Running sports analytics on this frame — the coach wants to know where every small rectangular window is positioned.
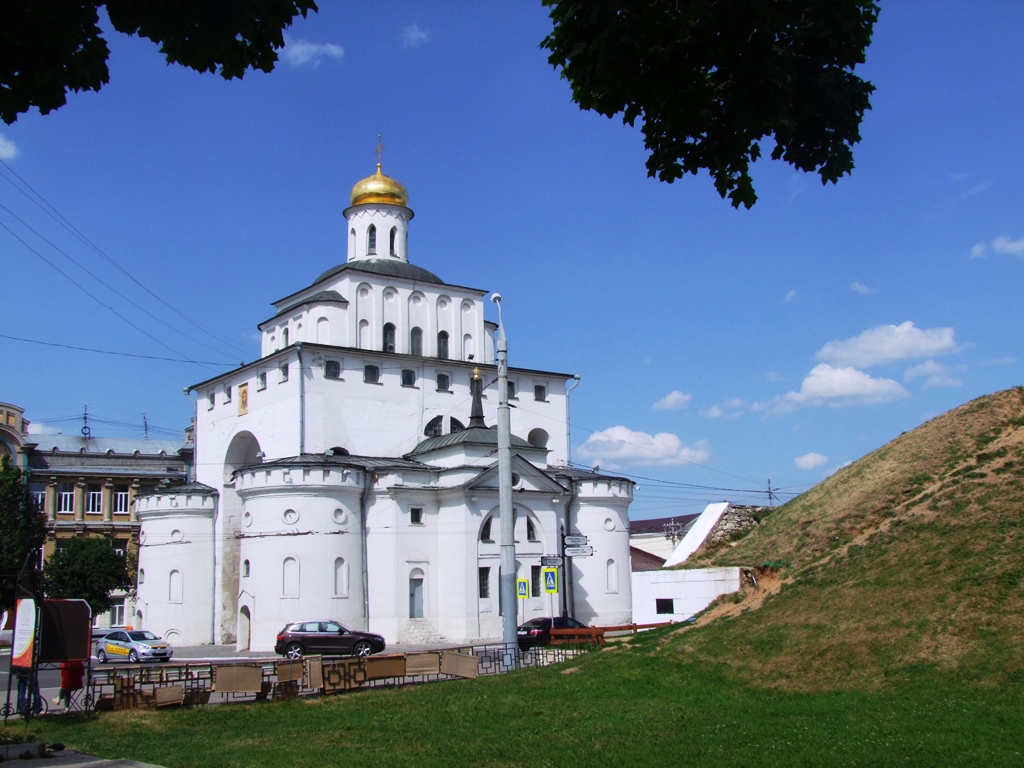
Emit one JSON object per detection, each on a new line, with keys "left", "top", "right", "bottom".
{"left": 325, "top": 360, "right": 341, "bottom": 379}
{"left": 507, "top": 381, "right": 517, "bottom": 400}
{"left": 478, "top": 567, "right": 490, "bottom": 599}
{"left": 656, "top": 598, "right": 675, "bottom": 615}
{"left": 208, "top": 392, "right": 215, "bottom": 409}
{"left": 436, "top": 373, "right": 450, "bottom": 392}
{"left": 364, "top": 365, "right": 380, "bottom": 384}
{"left": 401, "top": 369, "right": 416, "bottom": 387}
{"left": 280, "top": 363, "right": 289, "bottom": 383}
{"left": 534, "top": 385, "right": 547, "bottom": 402}
{"left": 257, "top": 372, "right": 267, "bottom": 391}
{"left": 410, "top": 507, "right": 423, "bottom": 525}
{"left": 224, "top": 385, "right": 232, "bottom": 403}
{"left": 531, "top": 565, "right": 541, "bottom": 597}
{"left": 109, "top": 599, "right": 125, "bottom": 627}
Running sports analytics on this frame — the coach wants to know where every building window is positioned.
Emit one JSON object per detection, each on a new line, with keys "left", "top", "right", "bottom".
{"left": 389, "top": 226, "right": 397, "bottom": 256}
{"left": 282, "top": 327, "right": 289, "bottom": 346}
{"left": 224, "top": 385, "right": 232, "bottom": 403}
{"left": 656, "top": 598, "right": 674, "bottom": 615}
{"left": 241, "top": 559, "right": 250, "bottom": 578}
{"left": 114, "top": 485, "right": 130, "bottom": 514}
{"left": 410, "top": 327, "right": 423, "bottom": 356}
{"left": 531, "top": 565, "right": 541, "bottom": 597}
{"left": 169, "top": 570, "right": 183, "bottom": 603}
{"left": 280, "top": 363, "right": 289, "bottom": 383}
{"left": 283, "top": 557, "right": 299, "bottom": 597}
{"left": 109, "top": 599, "right": 125, "bottom": 627}
{"left": 29, "top": 483, "right": 45, "bottom": 511}
{"left": 478, "top": 567, "right": 490, "bottom": 599}
{"left": 257, "top": 372, "right": 267, "bottom": 390}
{"left": 534, "top": 384, "right": 547, "bottom": 402}
{"left": 436, "top": 373, "right": 450, "bottom": 392}
{"left": 409, "top": 570, "right": 424, "bottom": 618}
{"left": 383, "top": 323, "right": 396, "bottom": 353}
{"left": 527, "top": 517, "right": 538, "bottom": 542}
{"left": 208, "top": 392, "right": 215, "bottom": 409}
{"left": 57, "top": 483, "right": 74, "bottom": 514}
{"left": 113, "top": 539, "right": 127, "bottom": 558}
{"left": 325, "top": 360, "right": 341, "bottom": 379}
{"left": 450, "top": 417, "right": 464, "bottom": 433}
{"left": 425, "top": 415, "right": 443, "bottom": 437}
{"left": 138, "top": 568, "right": 145, "bottom": 584}
{"left": 401, "top": 369, "right": 416, "bottom": 387}
{"left": 480, "top": 517, "right": 493, "bottom": 543}
{"left": 437, "top": 331, "right": 449, "bottom": 360}
{"left": 86, "top": 484, "right": 102, "bottom": 515}
{"left": 606, "top": 559, "right": 619, "bottom": 593}
{"left": 507, "top": 381, "right": 517, "bottom": 400}
{"left": 367, "top": 224, "right": 377, "bottom": 255}
{"left": 334, "top": 557, "right": 348, "bottom": 597}
{"left": 364, "top": 365, "right": 380, "bottom": 384}
{"left": 410, "top": 507, "right": 423, "bottom": 525}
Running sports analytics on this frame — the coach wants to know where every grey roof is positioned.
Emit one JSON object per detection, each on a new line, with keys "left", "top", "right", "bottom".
{"left": 237, "top": 453, "right": 431, "bottom": 475}
{"left": 28, "top": 436, "right": 188, "bottom": 456}
{"left": 315, "top": 259, "right": 444, "bottom": 285}
{"left": 281, "top": 289, "right": 348, "bottom": 314}
{"left": 136, "top": 481, "right": 217, "bottom": 498}
{"left": 407, "top": 427, "right": 533, "bottom": 457}
{"left": 549, "top": 466, "right": 636, "bottom": 485}
{"left": 628, "top": 514, "right": 700, "bottom": 536}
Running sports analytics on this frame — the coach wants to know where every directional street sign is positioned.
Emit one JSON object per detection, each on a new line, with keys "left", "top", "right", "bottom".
{"left": 517, "top": 579, "right": 529, "bottom": 599}
{"left": 564, "top": 546, "right": 594, "bottom": 558}
{"left": 563, "top": 535, "right": 588, "bottom": 546}
{"left": 542, "top": 567, "right": 559, "bottom": 593}
{"left": 541, "top": 556, "right": 562, "bottom": 567}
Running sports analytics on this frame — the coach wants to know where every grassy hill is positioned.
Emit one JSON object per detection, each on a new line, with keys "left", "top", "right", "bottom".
{"left": 679, "top": 386, "right": 1024, "bottom": 690}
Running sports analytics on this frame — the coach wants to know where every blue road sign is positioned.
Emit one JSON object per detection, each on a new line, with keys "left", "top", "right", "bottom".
{"left": 517, "top": 579, "right": 529, "bottom": 599}
{"left": 542, "top": 567, "right": 558, "bottom": 594}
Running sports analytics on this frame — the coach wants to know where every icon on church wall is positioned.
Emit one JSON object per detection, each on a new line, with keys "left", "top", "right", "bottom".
{"left": 238, "top": 383, "right": 249, "bottom": 416}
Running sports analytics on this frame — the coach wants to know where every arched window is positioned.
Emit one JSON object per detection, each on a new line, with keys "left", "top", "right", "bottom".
{"left": 409, "top": 568, "right": 424, "bottom": 618}
{"left": 606, "top": 559, "right": 618, "bottom": 593}
{"left": 243, "top": 560, "right": 250, "bottom": 578}
{"left": 169, "top": 569, "right": 182, "bottom": 603}
{"left": 401, "top": 369, "right": 416, "bottom": 387}
{"left": 283, "top": 556, "right": 299, "bottom": 596}
{"left": 138, "top": 568, "right": 145, "bottom": 584}
{"left": 363, "top": 365, "right": 380, "bottom": 384}
{"left": 325, "top": 360, "right": 341, "bottom": 379}
{"left": 437, "top": 331, "right": 449, "bottom": 360}
{"left": 383, "top": 323, "right": 396, "bottom": 353}
{"left": 450, "top": 417, "right": 465, "bottom": 433}
{"left": 334, "top": 557, "right": 348, "bottom": 597}
{"left": 410, "top": 327, "right": 423, "bottom": 356}
{"left": 463, "top": 333, "right": 474, "bottom": 360}
{"left": 389, "top": 226, "right": 397, "bottom": 256}
{"left": 425, "top": 415, "right": 443, "bottom": 437}
{"left": 282, "top": 327, "right": 289, "bottom": 346}
{"left": 480, "top": 516, "right": 493, "bottom": 543}
{"left": 527, "top": 517, "right": 538, "bottom": 542}
{"left": 367, "top": 224, "right": 377, "bottom": 255}
{"left": 349, "top": 228, "right": 356, "bottom": 259}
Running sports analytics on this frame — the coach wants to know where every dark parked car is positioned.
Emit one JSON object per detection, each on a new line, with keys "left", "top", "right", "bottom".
{"left": 274, "top": 620, "right": 386, "bottom": 659}
{"left": 517, "top": 616, "right": 589, "bottom": 651}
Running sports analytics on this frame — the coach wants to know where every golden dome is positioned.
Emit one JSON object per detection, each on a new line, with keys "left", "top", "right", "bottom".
{"left": 349, "top": 163, "right": 409, "bottom": 207}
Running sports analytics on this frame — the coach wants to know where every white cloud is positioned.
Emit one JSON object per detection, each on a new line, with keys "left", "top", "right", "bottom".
{"left": 815, "top": 321, "right": 956, "bottom": 368}
{"left": 281, "top": 36, "right": 344, "bottom": 67}
{"left": 575, "top": 426, "right": 710, "bottom": 468}
{"left": 27, "top": 422, "right": 61, "bottom": 435}
{"left": 903, "top": 360, "right": 962, "bottom": 389}
{"left": 851, "top": 281, "right": 875, "bottom": 295}
{"left": 959, "top": 181, "right": 991, "bottom": 199}
{"left": 0, "top": 134, "right": 17, "bottom": 160}
{"left": 700, "top": 397, "right": 746, "bottom": 419}
{"left": 993, "top": 235, "right": 1024, "bottom": 257}
{"left": 782, "top": 289, "right": 797, "bottom": 303}
{"left": 756, "top": 364, "right": 909, "bottom": 413}
{"left": 795, "top": 452, "right": 828, "bottom": 470}
{"left": 652, "top": 390, "right": 692, "bottom": 411}
{"left": 400, "top": 24, "right": 429, "bottom": 49}
{"left": 970, "top": 242, "right": 987, "bottom": 259}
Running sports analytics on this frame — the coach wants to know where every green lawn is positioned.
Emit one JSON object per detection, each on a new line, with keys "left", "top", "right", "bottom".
{"left": 12, "top": 634, "right": 1024, "bottom": 767}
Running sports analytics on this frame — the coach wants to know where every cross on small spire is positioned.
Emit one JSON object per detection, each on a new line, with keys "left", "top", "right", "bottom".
{"left": 375, "top": 133, "right": 384, "bottom": 165}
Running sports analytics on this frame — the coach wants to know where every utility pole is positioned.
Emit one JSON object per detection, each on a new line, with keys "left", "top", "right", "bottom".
{"left": 490, "top": 293, "right": 517, "bottom": 660}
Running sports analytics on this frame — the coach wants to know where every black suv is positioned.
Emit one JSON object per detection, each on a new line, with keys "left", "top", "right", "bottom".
{"left": 517, "top": 616, "right": 588, "bottom": 651}
{"left": 274, "top": 620, "right": 386, "bottom": 659}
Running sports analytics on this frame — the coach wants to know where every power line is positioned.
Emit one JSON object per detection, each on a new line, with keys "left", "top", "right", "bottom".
{"left": 0, "top": 332, "right": 236, "bottom": 366}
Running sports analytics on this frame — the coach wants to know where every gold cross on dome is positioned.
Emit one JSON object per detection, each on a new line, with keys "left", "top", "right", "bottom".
{"left": 375, "top": 133, "right": 384, "bottom": 165}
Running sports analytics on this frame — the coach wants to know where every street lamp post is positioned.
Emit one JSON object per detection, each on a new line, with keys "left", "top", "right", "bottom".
{"left": 490, "top": 293, "right": 517, "bottom": 660}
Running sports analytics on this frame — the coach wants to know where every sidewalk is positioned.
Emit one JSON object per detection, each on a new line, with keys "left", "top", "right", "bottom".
{"left": 10, "top": 747, "right": 166, "bottom": 767}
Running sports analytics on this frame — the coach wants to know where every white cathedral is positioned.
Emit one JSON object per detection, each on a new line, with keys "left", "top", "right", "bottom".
{"left": 134, "top": 163, "right": 635, "bottom": 651}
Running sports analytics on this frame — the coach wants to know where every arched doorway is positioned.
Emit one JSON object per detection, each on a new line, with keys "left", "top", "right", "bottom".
{"left": 238, "top": 606, "right": 251, "bottom": 651}
{"left": 219, "top": 431, "right": 262, "bottom": 644}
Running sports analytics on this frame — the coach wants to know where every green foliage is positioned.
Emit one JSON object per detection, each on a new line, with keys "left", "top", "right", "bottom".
{"left": 0, "top": 0, "right": 318, "bottom": 124}
{"left": 44, "top": 536, "right": 132, "bottom": 615}
{"left": 541, "top": 0, "right": 879, "bottom": 208}
{"left": 0, "top": 454, "right": 47, "bottom": 611}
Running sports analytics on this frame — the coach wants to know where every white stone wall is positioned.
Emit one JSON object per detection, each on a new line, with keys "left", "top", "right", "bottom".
{"left": 135, "top": 490, "right": 216, "bottom": 646}
{"left": 631, "top": 567, "right": 741, "bottom": 625}
{"left": 570, "top": 480, "right": 634, "bottom": 627}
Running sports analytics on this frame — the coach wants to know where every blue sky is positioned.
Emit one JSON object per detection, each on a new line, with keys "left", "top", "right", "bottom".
{"left": 2, "top": 2, "right": 1022, "bottom": 519}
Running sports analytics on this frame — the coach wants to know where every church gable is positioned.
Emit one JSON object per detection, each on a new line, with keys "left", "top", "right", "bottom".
{"left": 464, "top": 454, "right": 568, "bottom": 495}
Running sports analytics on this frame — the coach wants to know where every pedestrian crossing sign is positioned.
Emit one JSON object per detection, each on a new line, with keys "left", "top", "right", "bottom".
{"left": 542, "top": 567, "right": 558, "bottom": 594}
{"left": 517, "top": 579, "right": 529, "bottom": 599}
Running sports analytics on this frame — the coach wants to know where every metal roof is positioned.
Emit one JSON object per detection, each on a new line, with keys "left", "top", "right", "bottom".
{"left": 28, "top": 436, "right": 188, "bottom": 456}
{"left": 316, "top": 259, "right": 444, "bottom": 286}
{"left": 407, "top": 427, "right": 532, "bottom": 457}
{"left": 236, "top": 453, "right": 432, "bottom": 475}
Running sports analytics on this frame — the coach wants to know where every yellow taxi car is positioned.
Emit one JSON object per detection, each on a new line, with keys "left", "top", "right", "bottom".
{"left": 94, "top": 629, "right": 173, "bottom": 663}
